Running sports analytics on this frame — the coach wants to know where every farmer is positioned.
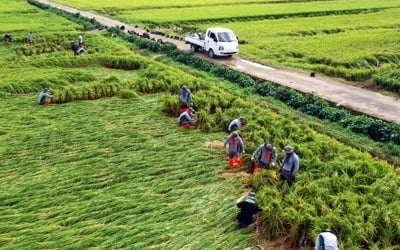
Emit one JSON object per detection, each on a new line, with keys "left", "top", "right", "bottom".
{"left": 178, "top": 85, "right": 193, "bottom": 108}
{"left": 251, "top": 141, "right": 277, "bottom": 173}
{"left": 228, "top": 117, "right": 246, "bottom": 133}
{"left": 315, "top": 229, "right": 339, "bottom": 250}
{"left": 178, "top": 107, "right": 195, "bottom": 128}
{"left": 279, "top": 145, "right": 299, "bottom": 186}
{"left": 3, "top": 34, "right": 12, "bottom": 42}
{"left": 37, "top": 88, "right": 53, "bottom": 105}
{"left": 236, "top": 192, "right": 262, "bottom": 227}
{"left": 71, "top": 41, "right": 79, "bottom": 55}
{"left": 27, "top": 32, "right": 34, "bottom": 46}
{"left": 78, "top": 34, "right": 83, "bottom": 47}
{"left": 224, "top": 131, "right": 244, "bottom": 170}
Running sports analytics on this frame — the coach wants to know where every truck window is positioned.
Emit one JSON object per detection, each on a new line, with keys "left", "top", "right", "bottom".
{"left": 209, "top": 33, "right": 217, "bottom": 41}
{"left": 217, "top": 32, "right": 236, "bottom": 42}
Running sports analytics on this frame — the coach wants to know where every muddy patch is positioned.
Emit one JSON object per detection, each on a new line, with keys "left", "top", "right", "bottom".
{"left": 203, "top": 140, "right": 225, "bottom": 153}
{"left": 220, "top": 171, "right": 251, "bottom": 179}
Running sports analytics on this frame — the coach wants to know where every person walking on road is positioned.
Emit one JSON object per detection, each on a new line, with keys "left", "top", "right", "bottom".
{"left": 224, "top": 131, "right": 244, "bottom": 170}
{"left": 279, "top": 145, "right": 299, "bottom": 186}
{"left": 315, "top": 229, "right": 339, "bottom": 250}
{"left": 228, "top": 117, "right": 246, "bottom": 133}
{"left": 251, "top": 141, "right": 277, "bottom": 173}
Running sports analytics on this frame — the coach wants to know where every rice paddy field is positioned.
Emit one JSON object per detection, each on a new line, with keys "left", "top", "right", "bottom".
{"left": 1, "top": 0, "right": 400, "bottom": 249}
{"left": 0, "top": 1, "right": 255, "bottom": 249}
{"left": 51, "top": 0, "right": 400, "bottom": 92}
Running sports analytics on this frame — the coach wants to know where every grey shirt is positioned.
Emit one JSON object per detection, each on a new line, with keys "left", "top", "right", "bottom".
{"left": 281, "top": 153, "right": 299, "bottom": 176}
{"left": 178, "top": 88, "right": 192, "bottom": 104}
{"left": 224, "top": 134, "right": 244, "bottom": 154}
{"left": 252, "top": 145, "right": 277, "bottom": 164}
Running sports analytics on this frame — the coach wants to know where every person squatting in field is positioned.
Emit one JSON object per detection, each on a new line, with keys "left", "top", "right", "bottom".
{"left": 178, "top": 107, "right": 196, "bottom": 128}
{"left": 224, "top": 131, "right": 245, "bottom": 170}
{"left": 228, "top": 117, "right": 246, "bottom": 133}
{"left": 71, "top": 41, "right": 86, "bottom": 56}
{"left": 315, "top": 229, "right": 339, "bottom": 250}
{"left": 37, "top": 88, "right": 53, "bottom": 105}
{"left": 279, "top": 145, "right": 300, "bottom": 186}
{"left": 236, "top": 192, "right": 262, "bottom": 228}
{"left": 251, "top": 141, "right": 277, "bottom": 173}
{"left": 178, "top": 85, "right": 193, "bottom": 113}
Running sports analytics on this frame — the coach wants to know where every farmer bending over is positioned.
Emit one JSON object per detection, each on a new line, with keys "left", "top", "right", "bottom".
{"left": 178, "top": 108, "right": 195, "bottom": 128}
{"left": 228, "top": 117, "right": 246, "bottom": 133}
{"left": 251, "top": 141, "right": 277, "bottom": 173}
{"left": 236, "top": 192, "right": 262, "bottom": 228}
{"left": 315, "top": 229, "right": 339, "bottom": 250}
{"left": 178, "top": 85, "right": 193, "bottom": 112}
{"left": 224, "top": 131, "right": 244, "bottom": 170}
{"left": 37, "top": 88, "right": 53, "bottom": 105}
{"left": 280, "top": 145, "right": 299, "bottom": 186}
{"left": 71, "top": 41, "right": 79, "bottom": 55}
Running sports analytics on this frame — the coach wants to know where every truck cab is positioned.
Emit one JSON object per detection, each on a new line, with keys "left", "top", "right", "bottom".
{"left": 204, "top": 28, "right": 239, "bottom": 58}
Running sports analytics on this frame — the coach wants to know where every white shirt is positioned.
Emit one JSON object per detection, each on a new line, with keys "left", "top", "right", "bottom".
{"left": 315, "top": 232, "right": 338, "bottom": 250}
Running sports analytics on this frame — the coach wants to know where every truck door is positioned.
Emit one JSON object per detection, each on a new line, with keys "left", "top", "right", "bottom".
{"left": 206, "top": 31, "right": 217, "bottom": 51}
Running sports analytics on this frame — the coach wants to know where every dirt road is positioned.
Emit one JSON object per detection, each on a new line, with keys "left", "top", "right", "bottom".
{"left": 37, "top": 0, "right": 400, "bottom": 123}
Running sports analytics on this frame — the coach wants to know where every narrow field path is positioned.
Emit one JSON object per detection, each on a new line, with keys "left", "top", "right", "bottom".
{"left": 38, "top": 0, "right": 400, "bottom": 123}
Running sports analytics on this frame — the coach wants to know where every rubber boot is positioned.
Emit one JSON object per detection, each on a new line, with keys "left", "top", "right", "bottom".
{"left": 180, "top": 123, "right": 191, "bottom": 129}
{"left": 233, "top": 157, "right": 242, "bottom": 168}
{"left": 253, "top": 167, "right": 261, "bottom": 174}
{"left": 228, "top": 158, "right": 235, "bottom": 170}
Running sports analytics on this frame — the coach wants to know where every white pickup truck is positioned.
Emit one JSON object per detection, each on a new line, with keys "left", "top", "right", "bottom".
{"left": 185, "top": 27, "right": 239, "bottom": 58}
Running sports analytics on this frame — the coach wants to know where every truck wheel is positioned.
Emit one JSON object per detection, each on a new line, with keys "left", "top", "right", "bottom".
{"left": 190, "top": 44, "right": 199, "bottom": 52}
{"left": 208, "top": 49, "right": 215, "bottom": 58}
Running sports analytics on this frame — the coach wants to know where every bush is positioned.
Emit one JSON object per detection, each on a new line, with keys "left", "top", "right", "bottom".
{"left": 117, "top": 89, "right": 139, "bottom": 99}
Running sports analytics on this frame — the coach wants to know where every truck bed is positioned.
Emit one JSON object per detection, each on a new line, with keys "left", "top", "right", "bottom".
{"left": 184, "top": 34, "right": 205, "bottom": 47}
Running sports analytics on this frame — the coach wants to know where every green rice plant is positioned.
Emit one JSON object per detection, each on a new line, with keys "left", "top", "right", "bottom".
{"left": 373, "top": 68, "right": 400, "bottom": 93}
{"left": 160, "top": 94, "right": 180, "bottom": 116}
{"left": 195, "top": 109, "right": 216, "bottom": 132}
{"left": 117, "top": 89, "right": 139, "bottom": 99}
